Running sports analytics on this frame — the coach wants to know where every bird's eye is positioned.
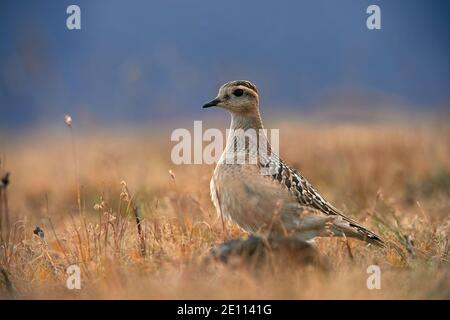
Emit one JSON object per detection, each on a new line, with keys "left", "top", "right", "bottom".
{"left": 233, "top": 89, "right": 244, "bottom": 97}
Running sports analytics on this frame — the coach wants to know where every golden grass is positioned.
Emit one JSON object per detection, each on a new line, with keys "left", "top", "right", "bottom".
{"left": 0, "top": 118, "right": 449, "bottom": 299}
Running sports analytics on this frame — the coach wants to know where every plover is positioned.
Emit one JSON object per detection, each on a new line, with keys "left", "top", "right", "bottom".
{"left": 203, "top": 80, "right": 385, "bottom": 247}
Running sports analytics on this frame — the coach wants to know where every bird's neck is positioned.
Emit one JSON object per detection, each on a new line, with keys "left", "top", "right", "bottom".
{"left": 221, "top": 110, "right": 271, "bottom": 163}
{"left": 229, "top": 110, "right": 264, "bottom": 131}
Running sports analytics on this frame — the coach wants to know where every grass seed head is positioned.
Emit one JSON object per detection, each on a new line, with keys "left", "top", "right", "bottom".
{"left": 64, "top": 114, "right": 73, "bottom": 127}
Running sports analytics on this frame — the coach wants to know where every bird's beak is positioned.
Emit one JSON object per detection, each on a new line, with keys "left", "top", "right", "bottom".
{"left": 202, "top": 98, "right": 221, "bottom": 109}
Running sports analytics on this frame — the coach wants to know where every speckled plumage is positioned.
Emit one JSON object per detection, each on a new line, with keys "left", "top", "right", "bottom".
{"left": 205, "top": 80, "right": 385, "bottom": 247}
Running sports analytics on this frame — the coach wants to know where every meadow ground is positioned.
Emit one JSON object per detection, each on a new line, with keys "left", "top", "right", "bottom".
{"left": 0, "top": 116, "right": 449, "bottom": 299}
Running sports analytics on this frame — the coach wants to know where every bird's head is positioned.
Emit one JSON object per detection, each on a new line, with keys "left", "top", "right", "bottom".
{"left": 202, "top": 80, "right": 259, "bottom": 115}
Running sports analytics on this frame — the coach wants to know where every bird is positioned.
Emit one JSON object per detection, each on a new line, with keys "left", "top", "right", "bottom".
{"left": 203, "top": 80, "right": 385, "bottom": 247}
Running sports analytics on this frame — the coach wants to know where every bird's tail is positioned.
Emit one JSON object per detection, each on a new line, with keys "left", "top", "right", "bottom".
{"left": 330, "top": 218, "right": 386, "bottom": 248}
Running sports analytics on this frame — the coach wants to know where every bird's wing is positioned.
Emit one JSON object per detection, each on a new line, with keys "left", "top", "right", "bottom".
{"left": 259, "top": 155, "right": 385, "bottom": 246}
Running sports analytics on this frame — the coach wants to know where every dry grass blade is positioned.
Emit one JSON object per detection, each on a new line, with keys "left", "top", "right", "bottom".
{"left": 121, "top": 181, "right": 146, "bottom": 257}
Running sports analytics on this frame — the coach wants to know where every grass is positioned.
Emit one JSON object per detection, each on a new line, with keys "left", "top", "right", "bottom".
{"left": 0, "top": 117, "right": 449, "bottom": 299}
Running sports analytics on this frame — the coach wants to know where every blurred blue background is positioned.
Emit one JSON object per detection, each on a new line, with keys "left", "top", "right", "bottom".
{"left": 0, "top": 0, "right": 449, "bottom": 128}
